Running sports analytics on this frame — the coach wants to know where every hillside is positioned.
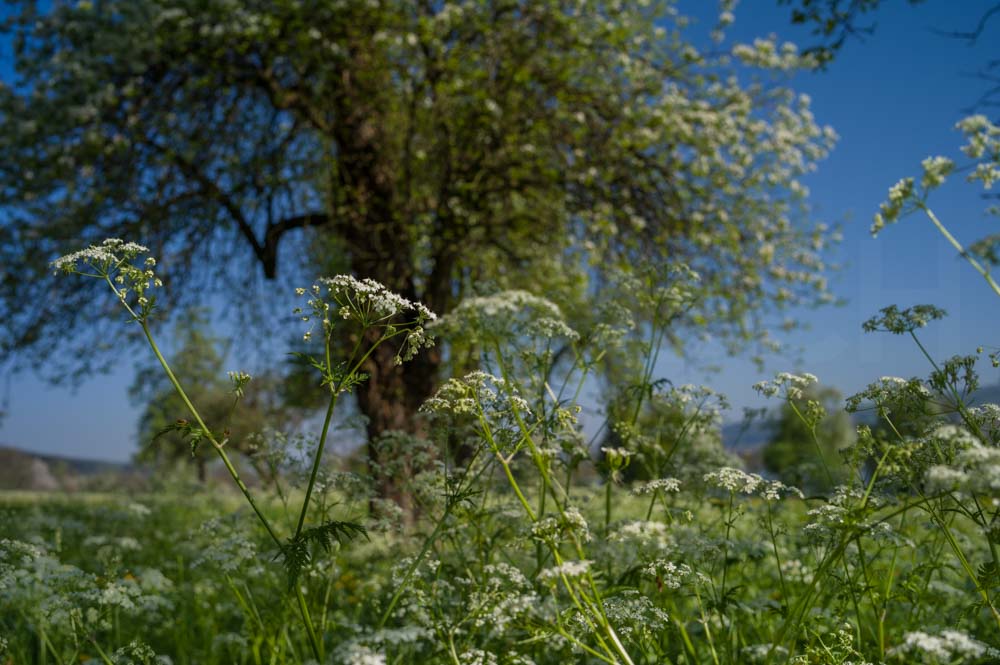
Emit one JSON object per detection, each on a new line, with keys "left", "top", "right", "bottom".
{"left": 0, "top": 446, "right": 133, "bottom": 491}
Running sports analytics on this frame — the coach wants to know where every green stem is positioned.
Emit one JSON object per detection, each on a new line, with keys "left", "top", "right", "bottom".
{"left": 294, "top": 389, "right": 340, "bottom": 539}
{"left": 138, "top": 320, "right": 283, "bottom": 548}
{"left": 604, "top": 477, "right": 613, "bottom": 536}
{"left": 296, "top": 586, "right": 323, "bottom": 661}
{"left": 921, "top": 204, "right": 1000, "bottom": 299}
{"left": 788, "top": 400, "right": 834, "bottom": 487}
{"left": 378, "top": 505, "right": 451, "bottom": 628}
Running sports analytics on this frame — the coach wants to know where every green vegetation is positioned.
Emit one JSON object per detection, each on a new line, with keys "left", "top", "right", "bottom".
{"left": 0, "top": 0, "right": 836, "bottom": 489}
{"left": 3, "top": 2, "right": 1000, "bottom": 664}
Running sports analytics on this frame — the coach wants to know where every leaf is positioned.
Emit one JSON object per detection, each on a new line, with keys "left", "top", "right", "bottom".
{"left": 278, "top": 520, "right": 369, "bottom": 589}
{"left": 154, "top": 418, "right": 206, "bottom": 456}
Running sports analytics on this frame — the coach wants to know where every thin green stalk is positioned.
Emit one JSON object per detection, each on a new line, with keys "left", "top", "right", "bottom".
{"left": 296, "top": 586, "right": 323, "bottom": 661}
{"left": 487, "top": 344, "right": 634, "bottom": 665}
{"left": 293, "top": 389, "right": 340, "bottom": 539}
{"left": 378, "top": 506, "right": 452, "bottom": 629}
{"left": 88, "top": 638, "right": 114, "bottom": 665}
{"left": 880, "top": 413, "right": 1000, "bottom": 629}
{"left": 719, "top": 493, "right": 735, "bottom": 609}
{"left": 788, "top": 400, "right": 834, "bottom": 488}
{"left": 138, "top": 319, "right": 283, "bottom": 548}
{"left": 226, "top": 574, "right": 266, "bottom": 632}
{"left": 604, "top": 478, "right": 613, "bottom": 537}
{"left": 921, "top": 204, "right": 1000, "bottom": 299}
{"left": 841, "top": 545, "right": 865, "bottom": 647}
{"left": 108, "top": 278, "right": 328, "bottom": 659}
{"left": 693, "top": 584, "right": 721, "bottom": 665}
{"left": 765, "top": 501, "right": 790, "bottom": 607}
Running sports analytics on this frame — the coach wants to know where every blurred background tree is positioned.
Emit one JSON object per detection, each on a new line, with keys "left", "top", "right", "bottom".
{"left": 761, "top": 383, "right": 854, "bottom": 492}
{"left": 130, "top": 308, "right": 288, "bottom": 482}
{"left": 0, "top": 1, "right": 837, "bottom": 495}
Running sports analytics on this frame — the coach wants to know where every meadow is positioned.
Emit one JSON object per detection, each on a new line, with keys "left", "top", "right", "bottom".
{"left": 4, "top": 208, "right": 1000, "bottom": 664}
{"left": 3, "top": 0, "right": 1000, "bottom": 662}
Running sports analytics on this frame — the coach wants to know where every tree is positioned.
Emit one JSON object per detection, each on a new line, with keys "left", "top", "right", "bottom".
{"left": 762, "top": 383, "right": 854, "bottom": 492}
{"left": 1, "top": 1, "right": 836, "bottom": 489}
{"left": 130, "top": 308, "right": 276, "bottom": 481}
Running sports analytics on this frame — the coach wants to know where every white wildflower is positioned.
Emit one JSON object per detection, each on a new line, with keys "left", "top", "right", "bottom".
{"left": 538, "top": 559, "right": 592, "bottom": 583}
{"left": 632, "top": 477, "right": 682, "bottom": 495}
{"left": 753, "top": 371, "right": 818, "bottom": 400}
{"left": 889, "top": 629, "right": 999, "bottom": 663}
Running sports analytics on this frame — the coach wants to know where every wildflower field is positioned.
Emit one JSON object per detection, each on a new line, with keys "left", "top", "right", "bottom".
{"left": 3, "top": 2, "right": 1000, "bottom": 664}
{"left": 6, "top": 220, "right": 1000, "bottom": 664}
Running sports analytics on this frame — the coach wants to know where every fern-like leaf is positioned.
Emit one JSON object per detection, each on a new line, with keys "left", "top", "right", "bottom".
{"left": 279, "top": 520, "right": 368, "bottom": 589}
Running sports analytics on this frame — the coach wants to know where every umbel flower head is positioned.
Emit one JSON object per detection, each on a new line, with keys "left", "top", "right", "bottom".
{"left": 51, "top": 238, "right": 163, "bottom": 321}
{"left": 752, "top": 371, "right": 818, "bottom": 400}
{"left": 295, "top": 275, "right": 436, "bottom": 365}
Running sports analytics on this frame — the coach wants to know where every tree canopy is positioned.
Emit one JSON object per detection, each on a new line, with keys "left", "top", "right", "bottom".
{"left": 0, "top": 0, "right": 838, "bottom": 449}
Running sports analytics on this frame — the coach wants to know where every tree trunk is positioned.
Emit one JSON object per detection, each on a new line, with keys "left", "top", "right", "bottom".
{"left": 354, "top": 327, "right": 443, "bottom": 514}
{"left": 330, "top": 33, "right": 459, "bottom": 513}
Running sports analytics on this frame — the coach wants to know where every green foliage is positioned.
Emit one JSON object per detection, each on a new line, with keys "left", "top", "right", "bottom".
{"left": 130, "top": 309, "right": 272, "bottom": 480}
{"left": 762, "top": 383, "right": 853, "bottom": 492}
{"left": 280, "top": 520, "right": 368, "bottom": 589}
{"left": 0, "top": 0, "right": 837, "bottom": 378}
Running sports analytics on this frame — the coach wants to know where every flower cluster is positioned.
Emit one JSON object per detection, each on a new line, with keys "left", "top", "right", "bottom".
{"left": 925, "top": 443, "right": 1000, "bottom": 496}
{"left": 227, "top": 371, "right": 252, "bottom": 397}
{"left": 752, "top": 372, "right": 818, "bottom": 400}
{"left": 862, "top": 304, "right": 947, "bottom": 335}
{"left": 632, "top": 477, "right": 682, "bottom": 495}
{"left": 845, "top": 375, "right": 932, "bottom": 415}
{"left": 435, "top": 290, "right": 578, "bottom": 345}
{"left": 642, "top": 560, "right": 693, "bottom": 589}
{"left": 421, "top": 371, "right": 531, "bottom": 419}
{"left": 530, "top": 506, "right": 592, "bottom": 545}
{"left": 957, "top": 114, "right": 1000, "bottom": 190}
{"left": 296, "top": 276, "right": 436, "bottom": 364}
{"left": 50, "top": 238, "right": 149, "bottom": 274}
{"left": 595, "top": 590, "right": 670, "bottom": 639}
{"left": 51, "top": 238, "right": 163, "bottom": 320}
{"left": 871, "top": 177, "right": 916, "bottom": 236}
{"left": 920, "top": 155, "right": 954, "bottom": 190}
{"left": 888, "top": 629, "right": 1000, "bottom": 663}
{"left": 537, "top": 559, "right": 592, "bottom": 584}
{"left": 703, "top": 467, "right": 803, "bottom": 501}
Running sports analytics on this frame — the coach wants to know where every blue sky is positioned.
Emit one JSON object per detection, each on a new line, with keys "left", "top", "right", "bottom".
{"left": 2, "top": 1, "right": 999, "bottom": 462}
{"left": 663, "top": 0, "right": 1000, "bottom": 422}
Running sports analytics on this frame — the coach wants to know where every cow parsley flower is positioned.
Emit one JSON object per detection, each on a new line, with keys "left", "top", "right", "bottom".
{"left": 343, "top": 644, "right": 387, "bottom": 665}
{"left": 632, "top": 477, "right": 682, "bottom": 495}
{"left": 538, "top": 559, "right": 592, "bottom": 583}
{"left": 845, "top": 375, "right": 931, "bottom": 414}
{"left": 926, "top": 443, "right": 1000, "bottom": 495}
{"left": 704, "top": 467, "right": 803, "bottom": 501}
{"left": 297, "top": 276, "right": 436, "bottom": 364}
{"left": 459, "top": 650, "right": 498, "bottom": 665}
{"left": 422, "top": 371, "right": 536, "bottom": 456}
{"left": 862, "top": 304, "right": 947, "bottom": 335}
{"left": 51, "top": 239, "right": 163, "bottom": 321}
{"left": 753, "top": 371, "right": 818, "bottom": 400}
{"left": 594, "top": 590, "right": 669, "bottom": 638}
{"left": 643, "top": 560, "right": 693, "bottom": 589}
{"left": 889, "top": 629, "right": 999, "bottom": 663}
{"left": 51, "top": 238, "right": 149, "bottom": 274}
{"left": 436, "top": 290, "right": 578, "bottom": 344}
{"left": 531, "top": 506, "right": 592, "bottom": 544}
{"left": 871, "top": 177, "right": 916, "bottom": 236}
